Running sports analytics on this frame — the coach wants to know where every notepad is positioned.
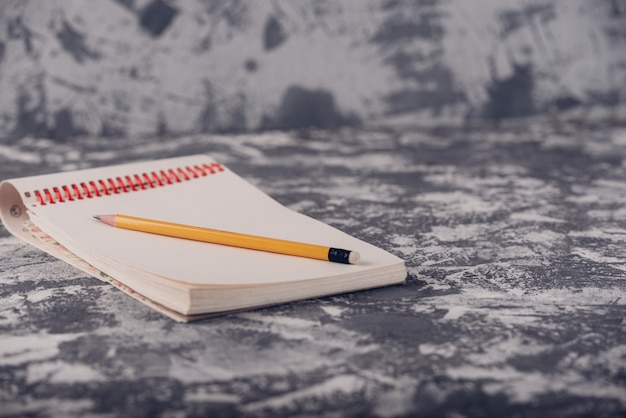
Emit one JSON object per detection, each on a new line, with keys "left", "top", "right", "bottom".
{"left": 0, "top": 155, "right": 406, "bottom": 321}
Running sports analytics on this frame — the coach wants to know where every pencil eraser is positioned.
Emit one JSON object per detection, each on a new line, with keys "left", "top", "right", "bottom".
{"left": 328, "top": 248, "right": 358, "bottom": 264}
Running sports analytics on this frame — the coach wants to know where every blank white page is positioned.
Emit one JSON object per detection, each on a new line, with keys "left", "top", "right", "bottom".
{"left": 15, "top": 155, "right": 404, "bottom": 286}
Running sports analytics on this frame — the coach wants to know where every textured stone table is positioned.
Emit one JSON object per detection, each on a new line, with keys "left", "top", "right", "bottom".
{"left": 1, "top": 123, "right": 625, "bottom": 417}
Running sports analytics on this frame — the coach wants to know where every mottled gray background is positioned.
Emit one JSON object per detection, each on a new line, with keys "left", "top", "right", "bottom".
{"left": 0, "top": 0, "right": 624, "bottom": 139}
{"left": 1, "top": 1, "right": 626, "bottom": 417}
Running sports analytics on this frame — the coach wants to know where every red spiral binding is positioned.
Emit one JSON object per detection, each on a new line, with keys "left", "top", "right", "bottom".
{"left": 32, "top": 162, "right": 224, "bottom": 206}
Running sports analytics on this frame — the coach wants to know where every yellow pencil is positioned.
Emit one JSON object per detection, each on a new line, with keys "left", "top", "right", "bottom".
{"left": 94, "top": 214, "right": 360, "bottom": 264}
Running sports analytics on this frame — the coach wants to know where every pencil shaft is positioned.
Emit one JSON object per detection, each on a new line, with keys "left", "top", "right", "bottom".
{"left": 109, "top": 214, "right": 333, "bottom": 261}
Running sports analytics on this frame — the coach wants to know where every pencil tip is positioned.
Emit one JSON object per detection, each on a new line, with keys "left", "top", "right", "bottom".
{"left": 94, "top": 214, "right": 116, "bottom": 226}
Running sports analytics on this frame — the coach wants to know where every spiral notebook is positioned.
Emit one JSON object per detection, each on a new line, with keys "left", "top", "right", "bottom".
{"left": 0, "top": 155, "right": 406, "bottom": 321}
